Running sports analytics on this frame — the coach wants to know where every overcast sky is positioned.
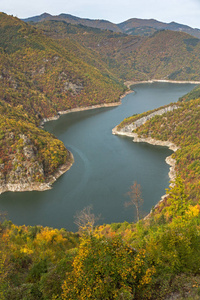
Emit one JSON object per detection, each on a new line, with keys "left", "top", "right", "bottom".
{"left": 1, "top": 0, "right": 200, "bottom": 29}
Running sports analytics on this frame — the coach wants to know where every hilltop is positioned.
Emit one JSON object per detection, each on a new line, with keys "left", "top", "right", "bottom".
{"left": 23, "top": 12, "right": 200, "bottom": 38}
{"left": 34, "top": 20, "right": 200, "bottom": 81}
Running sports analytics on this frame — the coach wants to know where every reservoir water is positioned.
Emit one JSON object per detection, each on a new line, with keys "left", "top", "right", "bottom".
{"left": 0, "top": 83, "right": 195, "bottom": 231}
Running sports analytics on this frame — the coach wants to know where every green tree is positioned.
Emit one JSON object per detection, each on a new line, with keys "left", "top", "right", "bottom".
{"left": 62, "top": 235, "right": 155, "bottom": 300}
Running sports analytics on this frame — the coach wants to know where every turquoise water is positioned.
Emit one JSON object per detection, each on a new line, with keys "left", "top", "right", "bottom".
{"left": 0, "top": 83, "right": 195, "bottom": 231}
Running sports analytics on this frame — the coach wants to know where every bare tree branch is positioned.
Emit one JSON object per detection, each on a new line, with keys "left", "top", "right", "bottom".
{"left": 125, "top": 181, "right": 143, "bottom": 222}
{"left": 74, "top": 205, "right": 100, "bottom": 235}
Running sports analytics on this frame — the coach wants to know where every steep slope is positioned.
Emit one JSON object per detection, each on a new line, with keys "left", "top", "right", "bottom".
{"left": 0, "top": 13, "right": 124, "bottom": 119}
{"left": 0, "top": 101, "right": 73, "bottom": 193}
{"left": 22, "top": 12, "right": 121, "bottom": 32}
{"left": 1, "top": 12, "right": 200, "bottom": 192}
{"left": 23, "top": 13, "right": 200, "bottom": 39}
{"left": 133, "top": 30, "right": 200, "bottom": 81}
{"left": 0, "top": 13, "right": 125, "bottom": 192}
{"left": 34, "top": 20, "right": 200, "bottom": 81}
{"left": 114, "top": 87, "right": 200, "bottom": 204}
{"left": 1, "top": 84, "right": 200, "bottom": 300}
{"left": 118, "top": 18, "right": 200, "bottom": 38}
{"left": 1, "top": 14, "right": 200, "bottom": 299}
{"left": 32, "top": 20, "right": 143, "bottom": 80}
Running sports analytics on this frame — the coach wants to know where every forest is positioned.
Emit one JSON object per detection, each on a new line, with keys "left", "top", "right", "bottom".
{"left": 0, "top": 12, "right": 125, "bottom": 191}
{"left": 34, "top": 20, "right": 200, "bottom": 81}
{"left": 23, "top": 13, "right": 200, "bottom": 39}
{"left": 0, "top": 12, "right": 200, "bottom": 299}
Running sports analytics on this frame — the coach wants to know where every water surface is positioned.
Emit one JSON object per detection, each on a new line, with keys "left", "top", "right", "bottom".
{"left": 0, "top": 83, "right": 195, "bottom": 231}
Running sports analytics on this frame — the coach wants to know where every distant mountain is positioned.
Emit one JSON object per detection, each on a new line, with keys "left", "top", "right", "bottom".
{"left": 34, "top": 19, "right": 200, "bottom": 82}
{"left": 22, "top": 13, "right": 200, "bottom": 39}
{"left": 118, "top": 18, "right": 200, "bottom": 38}
{"left": 22, "top": 13, "right": 121, "bottom": 33}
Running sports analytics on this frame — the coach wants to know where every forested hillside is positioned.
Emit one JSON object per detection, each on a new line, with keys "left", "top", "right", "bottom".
{"left": 23, "top": 13, "right": 200, "bottom": 39}
{"left": 34, "top": 20, "right": 200, "bottom": 81}
{"left": 1, "top": 83, "right": 200, "bottom": 300}
{"left": 0, "top": 12, "right": 125, "bottom": 192}
{"left": 116, "top": 89, "right": 200, "bottom": 204}
{"left": 1, "top": 11, "right": 200, "bottom": 300}
{"left": 99, "top": 83, "right": 200, "bottom": 299}
{"left": 1, "top": 13, "right": 200, "bottom": 193}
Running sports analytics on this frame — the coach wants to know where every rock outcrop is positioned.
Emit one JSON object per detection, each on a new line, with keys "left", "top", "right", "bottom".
{"left": 112, "top": 105, "right": 180, "bottom": 213}
{"left": 0, "top": 133, "right": 74, "bottom": 194}
{"left": 117, "top": 105, "right": 178, "bottom": 135}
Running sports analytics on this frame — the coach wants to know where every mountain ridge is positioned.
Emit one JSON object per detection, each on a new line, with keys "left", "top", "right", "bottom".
{"left": 22, "top": 13, "right": 200, "bottom": 38}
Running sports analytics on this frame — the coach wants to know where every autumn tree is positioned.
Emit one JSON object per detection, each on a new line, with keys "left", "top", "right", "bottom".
{"left": 62, "top": 235, "right": 155, "bottom": 300}
{"left": 74, "top": 205, "right": 100, "bottom": 235}
{"left": 125, "top": 181, "right": 143, "bottom": 222}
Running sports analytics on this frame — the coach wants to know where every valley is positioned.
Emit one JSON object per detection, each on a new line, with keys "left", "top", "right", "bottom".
{"left": 0, "top": 11, "right": 200, "bottom": 299}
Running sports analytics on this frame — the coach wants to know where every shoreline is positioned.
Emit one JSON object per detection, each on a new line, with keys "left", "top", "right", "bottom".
{"left": 124, "top": 79, "right": 200, "bottom": 89}
{"left": 0, "top": 151, "right": 74, "bottom": 195}
{"left": 112, "top": 127, "right": 178, "bottom": 182}
{"left": 112, "top": 110, "right": 179, "bottom": 219}
{"left": 37, "top": 91, "right": 133, "bottom": 191}
{"left": 1, "top": 80, "right": 193, "bottom": 195}
{"left": 40, "top": 101, "right": 121, "bottom": 126}
{"left": 40, "top": 100, "right": 125, "bottom": 127}
{"left": 1, "top": 90, "right": 130, "bottom": 195}
{"left": 40, "top": 90, "right": 134, "bottom": 127}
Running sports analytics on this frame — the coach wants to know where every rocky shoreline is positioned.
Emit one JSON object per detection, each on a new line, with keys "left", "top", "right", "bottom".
{"left": 112, "top": 105, "right": 179, "bottom": 217}
{"left": 40, "top": 101, "right": 123, "bottom": 127}
{"left": 0, "top": 80, "right": 194, "bottom": 195}
{"left": 112, "top": 127, "right": 178, "bottom": 182}
{"left": 40, "top": 90, "right": 134, "bottom": 127}
{"left": 124, "top": 79, "right": 200, "bottom": 88}
{"left": 1, "top": 91, "right": 130, "bottom": 195}
{"left": 114, "top": 105, "right": 179, "bottom": 136}
{"left": 0, "top": 151, "right": 74, "bottom": 195}
{"left": 33, "top": 84, "right": 185, "bottom": 195}
{"left": 0, "top": 152, "right": 74, "bottom": 194}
